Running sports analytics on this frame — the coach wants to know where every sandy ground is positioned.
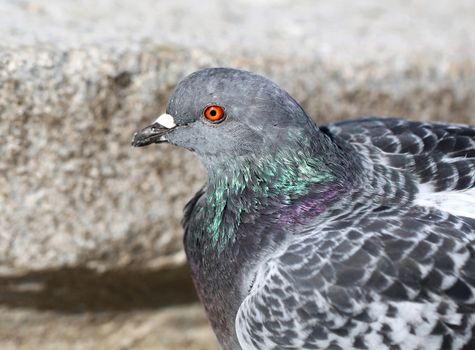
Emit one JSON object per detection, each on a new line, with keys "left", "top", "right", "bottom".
{"left": 0, "top": 304, "right": 218, "bottom": 350}
{"left": 0, "top": 267, "right": 218, "bottom": 349}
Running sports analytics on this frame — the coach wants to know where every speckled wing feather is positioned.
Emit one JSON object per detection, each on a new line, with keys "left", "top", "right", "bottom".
{"left": 328, "top": 117, "right": 475, "bottom": 193}
{"left": 236, "top": 118, "right": 475, "bottom": 350}
{"left": 237, "top": 208, "right": 475, "bottom": 350}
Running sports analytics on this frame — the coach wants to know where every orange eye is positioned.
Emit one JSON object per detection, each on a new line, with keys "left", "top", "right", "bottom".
{"left": 203, "top": 105, "right": 225, "bottom": 122}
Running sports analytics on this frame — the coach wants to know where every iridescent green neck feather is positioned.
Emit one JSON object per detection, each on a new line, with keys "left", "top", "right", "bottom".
{"left": 196, "top": 131, "right": 354, "bottom": 252}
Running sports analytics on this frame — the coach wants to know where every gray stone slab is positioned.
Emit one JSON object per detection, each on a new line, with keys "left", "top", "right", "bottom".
{"left": 1, "top": 0, "right": 475, "bottom": 273}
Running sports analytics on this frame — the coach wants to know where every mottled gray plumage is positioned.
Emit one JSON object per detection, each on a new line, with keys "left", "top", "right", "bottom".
{"left": 132, "top": 68, "right": 475, "bottom": 350}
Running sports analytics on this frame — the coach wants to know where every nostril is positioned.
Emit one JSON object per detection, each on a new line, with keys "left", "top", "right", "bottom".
{"left": 151, "top": 124, "right": 162, "bottom": 132}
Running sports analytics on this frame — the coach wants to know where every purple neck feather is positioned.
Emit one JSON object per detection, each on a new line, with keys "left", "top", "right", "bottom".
{"left": 278, "top": 184, "right": 347, "bottom": 225}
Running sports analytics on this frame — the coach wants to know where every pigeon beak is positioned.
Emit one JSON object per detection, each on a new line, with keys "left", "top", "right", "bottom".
{"left": 131, "top": 114, "right": 176, "bottom": 147}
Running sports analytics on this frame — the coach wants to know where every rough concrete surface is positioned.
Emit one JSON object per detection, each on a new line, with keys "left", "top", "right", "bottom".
{"left": 0, "top": 304, "right": 218, "bottom": 350}
{"left": 1, "top": 0, "right": 475, "bottom": 273}
{"left": 0, "top": 265, "right": 218, "bottom": 349}
{"left": 1, "top": 0, "right": 475, "bottom": 349}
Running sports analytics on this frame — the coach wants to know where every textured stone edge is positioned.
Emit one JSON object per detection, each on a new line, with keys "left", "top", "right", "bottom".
{"left": 1, "top": 43, "right": 475, "bottom": 274}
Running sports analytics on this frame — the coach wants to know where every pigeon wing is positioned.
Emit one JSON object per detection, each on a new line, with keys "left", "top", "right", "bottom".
{"left": 327, "top": 117, "right": 475, "bottom": 193}
{"left": 236, "top": 208, "right": 475, "bottom": 350}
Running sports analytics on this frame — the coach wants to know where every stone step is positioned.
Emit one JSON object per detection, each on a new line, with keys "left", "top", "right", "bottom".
{"left": 1, "top": 0, "right": 475, "bottom": 274}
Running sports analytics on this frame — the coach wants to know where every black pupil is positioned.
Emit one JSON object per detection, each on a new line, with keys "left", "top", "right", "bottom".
{"left": 210, "top": 109, "right": 217, "bottom": 117}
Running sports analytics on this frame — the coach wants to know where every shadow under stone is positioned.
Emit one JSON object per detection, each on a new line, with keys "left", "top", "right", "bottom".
{"left": 0, "top": 265, "right": 198, "bottom": 313}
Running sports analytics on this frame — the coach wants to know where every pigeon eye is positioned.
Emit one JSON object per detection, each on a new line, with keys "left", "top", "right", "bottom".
{"left": 203, "top": 105, "right": 225, "bottom": 123}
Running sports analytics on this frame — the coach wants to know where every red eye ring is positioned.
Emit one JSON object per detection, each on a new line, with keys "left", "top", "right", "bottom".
{"left": 203, "top": 105, "right": 225, "bottom": 122}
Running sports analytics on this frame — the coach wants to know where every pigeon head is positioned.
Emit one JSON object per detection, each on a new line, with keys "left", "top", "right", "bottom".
{"left": 132, "top": 68, "right": 355, "bottom": 250}
{"left": 132, "top": 68, "right": 318, "bottom": 167}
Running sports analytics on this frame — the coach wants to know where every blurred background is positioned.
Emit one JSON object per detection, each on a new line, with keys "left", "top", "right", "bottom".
{"left": 1, "top": 0, "right": 474, "bottom": 349}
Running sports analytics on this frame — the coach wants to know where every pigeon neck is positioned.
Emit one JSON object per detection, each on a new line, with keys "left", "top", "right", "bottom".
{"left": 201, "top": 129, "right": 359, "bottom": 252}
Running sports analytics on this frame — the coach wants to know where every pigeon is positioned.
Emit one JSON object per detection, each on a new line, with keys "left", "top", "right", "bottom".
{"left": 132, "top": 68, "right": 475, "bottom": 350}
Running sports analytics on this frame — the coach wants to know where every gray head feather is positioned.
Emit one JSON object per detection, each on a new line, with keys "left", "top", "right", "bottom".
{"left": 162, "top": 68, "right": 318, "bottom": 165}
